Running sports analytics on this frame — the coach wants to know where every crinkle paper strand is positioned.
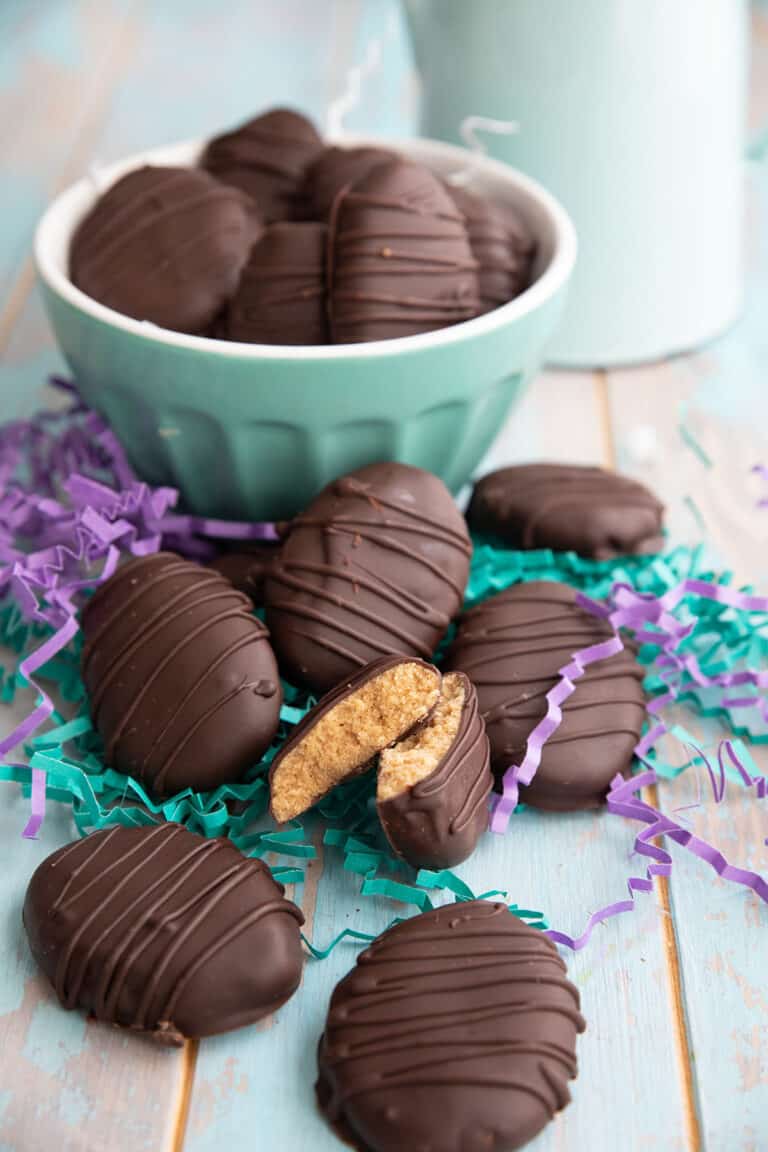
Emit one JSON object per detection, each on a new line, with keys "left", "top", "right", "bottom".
{"left": 1, "top": 383, "right": 767, "bottom": 955}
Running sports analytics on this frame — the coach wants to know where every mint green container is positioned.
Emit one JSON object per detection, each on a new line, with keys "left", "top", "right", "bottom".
{"left": 405, "top": 0, "right": 747, "bottom": 367}
{"left": 35, "top": 138, "right": 575, "bottom": 519}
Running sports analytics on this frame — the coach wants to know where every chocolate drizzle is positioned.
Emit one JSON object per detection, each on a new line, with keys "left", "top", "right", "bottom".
{"left": 447, "top": 580, "right": 646, "bottom": 809}
{"left": 223, "top": 221, "right": 328, "bottom": 344}
{"left": 301, "top": 145, "right": 396, "bottom": 220}
{"left": 208, "top": 542, "right": 280, "bottom": 604}
{"left": 81, "top": 552, "right": 281, "bottom": 796}
{"left": 328, "top": 158, "right": 480, "bottom": 343}
{"left": 448, "top": 184, "right": 534, "bottom": 313}
{"left": 377, "top": 672, "right": 493, "bottom": 869}
{"left": 467, "top": 463, "right": 665, "bottom": 559}
{"left": 23, "top": 824, "right": 305, "bottom": 1043}
{"left": 316, "top": 900, "right": 585, "bottom": 1152}
{"left": 202, "top": 107, "right": 324, "bottom": 223}
{"left": 265, "top": 463, "right": 472, "bottom": 693}
{"left": 69, "top": 165, "right": 253, "bottom": 334}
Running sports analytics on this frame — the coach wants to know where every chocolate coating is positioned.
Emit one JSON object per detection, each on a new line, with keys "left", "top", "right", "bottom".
{"left": 377, "top": 673, "right": 492, "bottom": 869}
{"left": 223, "top": 221, "right": 328, "bottom": 344}
{"left": 70, "top": 165, "right": 252, "bottom": 334}
{"left": 81, "top": 552, "right": 282, "bottom": 796}
{"left": 448, "top": 185, "right": 534, "bottom": 313}
{"left": 24, "top": 823, "right": 304, "bottom": 1043}
{"left": 467, "top": 463, "right": 665, "bottom": 559}
{"left": 329, "top": 158, "right": 479, "bottom": 343}
{"left": 208, "top": 543, "right": 280, "bottom": 605}
{"left": 202, "top": 107, "right": 324, "bottom": 223}
{"left": 265, "top": 462, "right": 473, "bottom": 693}
{"left": 301, "top": 145, "right": 396, "bottom": 220}
{"left": 447, "top": 580, "right": 646, "bottom": 809}
{"left": 317, "top": 900, "right": 585, "bottom": 1152}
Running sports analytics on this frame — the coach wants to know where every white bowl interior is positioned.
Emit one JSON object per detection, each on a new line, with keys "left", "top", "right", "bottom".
{"left": 35, "top": 135, "right": 577, "bottom": 360}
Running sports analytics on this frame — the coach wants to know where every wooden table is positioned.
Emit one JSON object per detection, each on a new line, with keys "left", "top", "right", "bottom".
{"left": 1, "top": 4, "right": 767, "bottom": 1150}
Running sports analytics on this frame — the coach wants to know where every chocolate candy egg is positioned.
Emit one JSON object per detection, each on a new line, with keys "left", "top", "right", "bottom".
{"left": 208, "top": 542, "right": 281, "bottom": 605}
{"left": 81, "top": 552, "right": 281, "bottom": 796}
{"left": 265, "top": 462, "right": 472, "bottom": 694}
{"left": 202, "top": 107, "right": 324, "bottom": 222}
{"left": 448, "top": 184, "right": 534, "bottom": 313}
{"left": 447, "top": 580, "right": 646, "bottom": 809}
{"left": 328, "top": 158, "right": 479, "bottom": 343}
{"left": 301, "top": 144, "right": 396, "bottom": 220}
{"left": 223, "top": 221, "right": 328, "bottom": 345}
{"left": 467, "top": 463, "right": 665, "bottom": 558}
{"left": 377, "top": 671, "right": 492, "bottom": 869}
{"left": 317, "top": 900, "right": 585, "bottom": 1152}
{"left": 24, "top": 824, "right": 304, "bottom": 1043}
{"left": 70, "top": 165, "right": 252, "bottom": 334}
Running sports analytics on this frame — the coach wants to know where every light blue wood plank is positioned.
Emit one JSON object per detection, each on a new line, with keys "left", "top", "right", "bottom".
{"left": 184, "top": 831, "right": 397, "bottom": 1152}
{"left": 100, "top": 0, "right": 339, "bottom": 161}
{"left": 0, "top": 0, "right": 143, "bottom": 420}
{"left": 610, "top": 367, "right": 768, "bottom": 1152}
{"left": 0, "top": 284, "right": 69, "bottom": 420}
{"left": 0, "top": 697, "right": 186, "bottom": 1152}
{"left": 660, "top": 730, "right": 768, "bottom": 1152}
{"left": 0, "top": 0, "right": 136, "bottom": 310}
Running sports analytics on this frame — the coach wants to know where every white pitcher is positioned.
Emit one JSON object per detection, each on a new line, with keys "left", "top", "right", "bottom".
{"left": 405, "top": 0, "right": 748, "bottom": 367}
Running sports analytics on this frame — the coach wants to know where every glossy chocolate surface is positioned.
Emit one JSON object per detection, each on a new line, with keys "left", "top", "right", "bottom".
{"left": 317, "top": 900, "right": 585, "bottom": 1152}
{"left": 447, "top": 580, "right": 646, "bottom": 809}
{"left": 224, "top": 221, "right": 328, "bottom": 344}
{"left": 449, "top": 184, "right": 534, "bottom": 313}
{"left": 377, "top": 672, "right": 492, "bottom": 869}
{"left": 301, "top": 145, "right": 396, "bottom": 220}
{"left": 24, "top": 823, "right": 304, "bottom": 1044}
{"left": 208, "top": 542, "right": 281, "bottom": 605}
{"left": 70, "top": 165, "right": 252, "bottom": 334}
{"left": 467, "top": 463, "right": 665, "bottom": 559}
{"left": 265, "top": 462, "right": 472, "bottom": 693}
{"left": 202, "top": 107, "right": 324, "bottom": 222}
{"left": 328, "top": 158, "right": 479, "bottom": 342}
{"left": 81, "top": 552, "right": 281, "bottom": 796}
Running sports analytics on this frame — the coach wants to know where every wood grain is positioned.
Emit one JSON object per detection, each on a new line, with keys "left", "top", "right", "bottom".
{"left": 0, "top": 0, "right": 145, "bottom": 418}
{"left": 185, "top": 800, "right": 692, "bottom": 1152}
{"left": 599, "top": 372, "right": 704, "bottom": 1149}
{"left": 0, "top": 731, "right": 186, "bottom": 1152}
{"left": 1, "top": 2, "right": 767, "bottom": 1150}
{"left": 608, "top": 360, "right": 768, "bottom": 1152}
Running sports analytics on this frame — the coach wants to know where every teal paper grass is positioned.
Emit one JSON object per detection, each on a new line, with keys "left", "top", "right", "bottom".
{"left": 3, "top": 541, "right": 767, "bottom": 955}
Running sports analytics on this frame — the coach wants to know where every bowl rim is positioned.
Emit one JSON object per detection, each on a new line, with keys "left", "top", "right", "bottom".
{"left": 34, "top": 133, "right": 577, "bottom": 361}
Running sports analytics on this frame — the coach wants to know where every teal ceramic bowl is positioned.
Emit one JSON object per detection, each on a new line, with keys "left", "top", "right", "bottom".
{"left": 34, "top": 137, "right": 576, "bottom": 519}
